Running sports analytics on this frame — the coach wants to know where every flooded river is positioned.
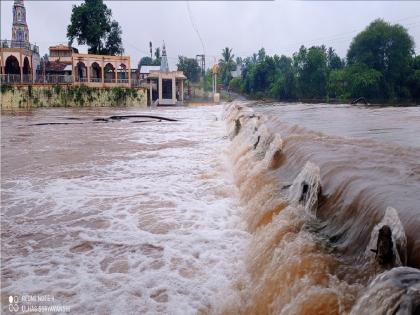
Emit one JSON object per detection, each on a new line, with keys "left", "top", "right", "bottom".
{"left": 1, "top": 106, "right": 248, "bottom": 314}
{"left": 1, "top": 102, "right": 420, "bottom": 314}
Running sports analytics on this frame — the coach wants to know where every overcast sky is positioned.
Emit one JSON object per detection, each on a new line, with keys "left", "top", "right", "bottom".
{"left": 1, "top": 0, "right": 419, "bottom": 68}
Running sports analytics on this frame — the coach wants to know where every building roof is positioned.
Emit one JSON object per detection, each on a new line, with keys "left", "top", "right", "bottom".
{"left": 147, "top": 70, "right": 187, "bottom": 80}
{"left": 45, "top": 61, "right": 71, "bottom": 72}
{"left": 49, "top": 44, "right": 79, "bottom": 53}
{"left": 139, "top": 65, "right": 161, "bottom": 74}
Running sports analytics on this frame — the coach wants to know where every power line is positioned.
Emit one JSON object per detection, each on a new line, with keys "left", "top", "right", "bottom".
{"left": 186, "top": 1, "right": 206, "bottom": 56}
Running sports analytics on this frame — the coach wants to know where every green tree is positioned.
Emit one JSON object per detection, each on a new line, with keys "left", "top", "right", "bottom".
{"left": 293, "top": 45, "right": 328, "bottom": 99}
{"left": 347, "top": 19, "right": 415, "bottom": 99}
{"left": 408, "top": 55, "right": 420, "bottom": 101}
{"left": 102, "top": 21, "right": 124, "bottom": 55}
{"left": 139, "top": 56, "right": 153, "bottom": 68}
{"left": 154, "top": 48, "right": 161, "bottom": 64}
{"left": 327, "top": 47, "right": 344, "bottom": 71}
{"left": 177, "top": 56, "right": 201, "bottom": 82}
{"left": 269, "top": 55, "right": 297, "bottom": 100}
{"left": 67, "top": 0, "right": 123, "bottom": 55}
{"left": 219, "top": 47, "right": 236, "bottom": 87}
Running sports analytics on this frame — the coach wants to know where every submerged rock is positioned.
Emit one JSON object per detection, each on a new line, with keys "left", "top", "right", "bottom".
{"left": 350, "top": 267, "right": 420, "bottom": 315}
{"left": 288, "top": 161, "right": 321, "bottom": 214}
{"left": 366, "top": 207, "right": 407, "bottom": 268}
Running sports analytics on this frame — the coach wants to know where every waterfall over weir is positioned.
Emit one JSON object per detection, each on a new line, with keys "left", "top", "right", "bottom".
{"left": 219, "top": 102, "right": 420, "bottom": 315}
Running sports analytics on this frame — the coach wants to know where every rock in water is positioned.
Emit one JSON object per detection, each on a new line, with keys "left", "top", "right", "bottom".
{"left": 350, "top": 267, "right": 420, "bottom": 315}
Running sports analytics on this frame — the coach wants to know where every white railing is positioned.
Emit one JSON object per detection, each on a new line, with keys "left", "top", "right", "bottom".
{"left": 75, "top": 77, "right": 88, "bottom": 83}
{"left": 35, "top": 75, "right": 72, "bottom": 84}
{"left": 1, "top": 74, "right": 21, "bottom": 84}
{"left": 1, "top": 74, "right": 142, "bottom": 88}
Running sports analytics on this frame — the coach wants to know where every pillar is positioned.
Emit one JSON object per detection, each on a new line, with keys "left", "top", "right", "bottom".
{"left": 19, "top": 52, "right": 23, "bottom": 83}
{"left": 172, "top": 77, "right": 176, "bottom": 104}
{"left": 101, "top": 62, "right": 104, "bottom": 86}
{"left": 158, "top": 75, "right": 162, "bottom": 103}
{"left": 87, "top": 64, "right": 90, "bottom": 83}
{"left": 149, "top": 79, "right": 153, "bottom": 107}
{"left": 128, "top": 65, "right": 131, "bottom": 87}
{"left": 72, "top": 58, "right": 75, "bottom": 84}
{"left": 114, "top": 66, "right": 117, "bottom": 84}
{"left": 180, "top": 80, "right": 184, "bottom": 102}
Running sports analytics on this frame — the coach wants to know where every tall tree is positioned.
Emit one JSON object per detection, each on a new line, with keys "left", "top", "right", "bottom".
{"left": 327, "top": 47, "right": 344, "bottom": 71}
{"left": 67, "top": 0, "right": 123, "bottom": 55}
{"left": 219, "top": 47, "right": 235, "bottom": 87}
{"left": 177, "top": 56, "right": 201, "bottom": 83}
{"left": 154, "top": 48, "right": 161, "bottom": 61}
{"left": 347, "top": 19, "right": 414, "bottom": 99}
{"left": 149, "top": 41, "right": 153, "bottom": 59}
{"left": 293, "top": 45, "right": 328, "bottom": 99}
{"left": 102, "top": 21, "right": 124, "bottom": 55}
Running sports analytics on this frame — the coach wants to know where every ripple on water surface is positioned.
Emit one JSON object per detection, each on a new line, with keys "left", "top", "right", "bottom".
{"left": 1, "top": 106, "right": 249, "bottom": 314}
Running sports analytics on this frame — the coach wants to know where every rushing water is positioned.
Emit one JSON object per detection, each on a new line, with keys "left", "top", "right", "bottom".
{"left": 1, "top": 102, "right": 420, "bottom": 315}
{"left": 1, "top": 106, "right": 249, "bottom": 314}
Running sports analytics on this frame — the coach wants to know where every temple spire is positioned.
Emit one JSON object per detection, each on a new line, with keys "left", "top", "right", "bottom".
{"left": 12, "top": 0, "right": 29, "bottom": 42}
{"left": 160, "top": 42, "right": 169, "bottom": 72}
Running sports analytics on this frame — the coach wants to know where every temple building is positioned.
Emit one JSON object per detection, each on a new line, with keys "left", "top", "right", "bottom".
{"left": 0, "top": 0, "right": 40, "bottom": 83}
{"left": 44, "top": 44, "right": 131, "bottom": 87}
{"left": 146, "top": 43, "right": 186, "bottom": 106}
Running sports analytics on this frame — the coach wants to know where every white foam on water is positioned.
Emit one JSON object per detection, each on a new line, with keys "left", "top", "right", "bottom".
{"left": 1, "top": 105, "right": 250, "bottom": 314}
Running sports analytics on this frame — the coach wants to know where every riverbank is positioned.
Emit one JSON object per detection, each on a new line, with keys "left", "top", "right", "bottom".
{"left": 0, "top": 85, "right": 147, "bottom": 110}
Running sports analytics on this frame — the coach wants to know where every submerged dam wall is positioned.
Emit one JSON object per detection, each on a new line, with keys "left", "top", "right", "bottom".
{"left": 221, "top": 102, "right": 420, "bottom": 315}
{"left": 0, "top": 85, "right": 147, "bottom": 109}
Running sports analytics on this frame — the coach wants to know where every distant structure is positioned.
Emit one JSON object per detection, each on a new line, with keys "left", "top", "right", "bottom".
{"left": 44, "top": 44, "right": 131, "bottom": 87}
{"left": 0, "top": 0, "right": 39, "bottom": 83}
{"left": 160, "top": 43, "right": 169, "bottom": 72}
{"left": 146, "top": 42, "right": 186, "bottom": 106}
{"left": 12, "top": 0, "right": 29, "bottom": 43}
{"left": 138, "top": 65, "right": 161, "bottom": 80}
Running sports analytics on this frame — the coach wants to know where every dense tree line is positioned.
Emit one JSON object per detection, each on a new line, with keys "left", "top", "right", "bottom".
{"left": 176, "top": 56, "right": 201, "bottom": 83}
{"left": 227, "top": 19, "right": 419, "bottom": 103}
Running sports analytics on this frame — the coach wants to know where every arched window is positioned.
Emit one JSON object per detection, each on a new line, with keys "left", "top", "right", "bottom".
{"left": 104, "top": 63, "right": 115, "bottom": 83}
{"left": 5, "top": 55, "right": 21, "bottom": 83}
{"left": 5, "top": 55, "right": 20, "bottom": 74}
{"left": 75, "top": 61, "right": 87, "bottom": 82}
{"left": 90, "top": 62, "right": 102, "bottom": 83}
{"left": 117, "top": 64, "right": 128, "bottom": 83}
{"left": 22, "top": 57, "right": 31, "bottom": 83}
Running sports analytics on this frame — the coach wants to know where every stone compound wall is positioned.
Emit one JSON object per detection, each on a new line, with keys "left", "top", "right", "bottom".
{"left": 0, "top": 85, "right": 147, "bottom": 110}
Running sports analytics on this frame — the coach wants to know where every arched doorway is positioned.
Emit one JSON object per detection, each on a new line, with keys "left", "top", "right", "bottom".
{"left": 5, "top": 55, "right": 20, "bottom": 83}
{"left": 117, "top": 64, "right": 128, "bottom": 83}
{"left": 75, "top": 61, "right": 87, "bottom": 82}
{"left": 91, "top": 62, "right": 101, "bottom": 83}
{"left": 22, "top": 57, "right": 31, "bottom": 83}
{"left": 104, "top": 63, "right": 115, "bottom": 83}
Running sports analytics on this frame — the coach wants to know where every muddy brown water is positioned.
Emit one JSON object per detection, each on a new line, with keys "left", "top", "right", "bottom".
{"left": 1, "top": 103, "right": 420, "bottom": 314}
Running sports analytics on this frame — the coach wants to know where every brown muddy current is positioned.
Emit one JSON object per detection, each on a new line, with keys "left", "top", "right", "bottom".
{"left": 1, "top": 103, "right": 420, "bottom": 315}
